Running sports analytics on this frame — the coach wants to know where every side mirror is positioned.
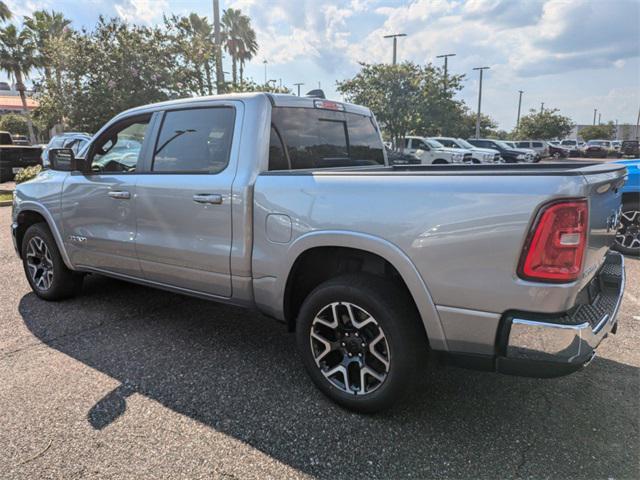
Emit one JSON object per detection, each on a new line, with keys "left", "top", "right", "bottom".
{"left": 49, "top": 148, "right": 87, "bottom": 172}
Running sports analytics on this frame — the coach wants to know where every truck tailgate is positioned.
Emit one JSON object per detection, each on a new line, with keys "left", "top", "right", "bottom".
{"left": 580, "top": 163, "right": 628, "bottom": 281}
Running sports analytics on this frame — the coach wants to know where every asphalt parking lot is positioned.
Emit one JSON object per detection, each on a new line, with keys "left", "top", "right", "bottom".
{"left": 0, "top": 206, "right": 638, "bottom": 479}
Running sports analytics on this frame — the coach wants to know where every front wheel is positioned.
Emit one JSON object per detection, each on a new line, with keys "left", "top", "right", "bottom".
{"left": 296, "top": 274, "right": 426, "bottom": 413}
{"left": 21, "top": 223, "right": 83, "bottom": 300}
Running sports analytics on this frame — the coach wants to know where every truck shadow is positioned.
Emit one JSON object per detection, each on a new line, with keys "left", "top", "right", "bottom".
{"left": 18, "top": 274, "right": 639, "bottom": 479}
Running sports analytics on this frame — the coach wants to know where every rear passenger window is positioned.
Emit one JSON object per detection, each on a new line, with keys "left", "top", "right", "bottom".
{"left": 516, "top": 142, "right": 528, "bottom": 148}
{"left": 152, "top": 107, "right": 234, "bottom": 173}
{"left": 533, "top": 142, "right": 543, "bottom": 147}
{"left": 271, "top": 107, "right": 384, "bottom": 170}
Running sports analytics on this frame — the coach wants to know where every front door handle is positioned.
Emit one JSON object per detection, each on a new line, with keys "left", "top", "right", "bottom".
{"left": 108, "top": 191, "right": 130, "bottom": 200}
{"left": 193, "top": 193, "right": 223, "bottom": 205}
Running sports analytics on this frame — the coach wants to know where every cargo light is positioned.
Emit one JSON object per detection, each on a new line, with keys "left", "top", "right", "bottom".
{"left": 313, "top": 100, "right": 345, "bottom": 111}
{"left": 518, "top": 200, "right": 588, "bottom": 283}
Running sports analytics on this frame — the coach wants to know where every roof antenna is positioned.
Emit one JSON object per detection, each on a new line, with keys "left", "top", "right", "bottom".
{"left": 305, "top": 89, "right": 326, "bottom": 99}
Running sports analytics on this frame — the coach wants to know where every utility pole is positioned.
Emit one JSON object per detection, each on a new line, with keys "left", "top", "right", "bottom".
{"left": 213, "top": 0, "right": 224, "bottom": 94}
{"left": 263, "top": 60, "right": 267, "bottom": 85}
{"left": 436, "top": 53, "right": 456, "bottom": 92}
{"left": 598, "top": 112, "right": 601, "bottom": 124}
{"left": 540, "top": 102, "right": 544, "bottom": 114}
{"left": 516, "top": 90, "right": 524, "bottom": 129}
{"left": 615, "top": 119, "right": 618, "bottom": 139}
{"left": 383, "top": 33, "right": 407, "bottom": 65}
{"left": 636, "top": 106, "right": 640, "bottom": 140}
{"left": 473, "top": 66, "right": 490, "bottom": 139}
{"left": 593, "top": 108, "right": 597, "bottom": 125}
{"left": 293, "top": 82, "right": 304, "bottom": 96}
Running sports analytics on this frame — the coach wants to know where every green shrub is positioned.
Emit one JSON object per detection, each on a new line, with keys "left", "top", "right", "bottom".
{"left": 14, "top": 165, "right": 42, "bottom": 184}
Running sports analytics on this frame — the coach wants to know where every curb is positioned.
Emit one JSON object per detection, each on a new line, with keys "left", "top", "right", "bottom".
{"left": 0, "top": 200, "right": 12, "bottom": 207}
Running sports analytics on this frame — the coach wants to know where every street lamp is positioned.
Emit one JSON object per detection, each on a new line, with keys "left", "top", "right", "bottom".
{"left": 293, "top": 82, "right": 304, "bottom": 96}
{"left": 593, "top": 108, "right": 597, "bottom": 125}
{"left": 383, "top": 33, "right": 407, "bottom": 65}
{"left": 263, "top": 59, "right": 268, "bottom": 85}
{"left": 540, "top": 102, "right": 544, "bottom": 114}
{"left": 436, "top": 53, "right": 456, "bottom": 92}
{"left": 516, "top": 90, "right": 524, "bottom": 129}
{"left": 473, "top": 66, "right": 490, "bottom": 139}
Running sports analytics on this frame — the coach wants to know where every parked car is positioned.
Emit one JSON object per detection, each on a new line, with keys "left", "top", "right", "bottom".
{"left": 0, "top": 130, "right": 43, "bottom": 183}
{"left": 548, "top": 143, "right": 571, "bottom": 158}
{"left": 583, "top": 139, "right": 619, "bottom": 158}
{"left": 466, "top": 138, "right": 535, "bottom": 163}
{"left": 611, "top": 140, "right": 622, "bottom": 152}
{"left": 11, "top": 135, "right": 30, "bottom": 146}
{"left": 548, "top": 140, "right": 560, "bottom": 146}
{"left": 612, "top": 158, "right": 639, "bottom": 256}
{"left": 385, "top": 146, "right": 420, "bottom": 165}
{"left": 41, "top": 132, "right": 92, "bottom": 168}
{"left": 515, "top": 140, "right": 549, "bottom": 159}
{"left": 403, "top": 136, "right": 473, "bottom": 164}
{"left": 430, "top": 137, "right": 502, "bottom": 163}
{"left": 621, "top": 140, "right": 639, "bottom": 157}
{"left": 12, "top": 93, "right": 626, "bottom": 412}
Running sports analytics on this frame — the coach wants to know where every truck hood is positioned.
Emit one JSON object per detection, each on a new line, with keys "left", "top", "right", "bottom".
{"left": 470, "top": 147, "right": 500, "bottom": 155}
{"left": 435, "top": 147, "right": 472, "bottom": 155}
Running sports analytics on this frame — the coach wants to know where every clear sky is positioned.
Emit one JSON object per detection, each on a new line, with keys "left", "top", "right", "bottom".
{"left": 4, "top": 0, "right": 639, "bottom": 129}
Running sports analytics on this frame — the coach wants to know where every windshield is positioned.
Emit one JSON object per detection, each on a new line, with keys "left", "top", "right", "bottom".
{"left": 588, "top": 140, "right": 609, "bottom": 146}
{"left": 457, "top": 138, "right": 475, "bottom": 149}
{"left": 426, "top": 139, "right": 445, "bottom": 149}
{"left": 494, "top": 140, "right": 512, "bottom": 149}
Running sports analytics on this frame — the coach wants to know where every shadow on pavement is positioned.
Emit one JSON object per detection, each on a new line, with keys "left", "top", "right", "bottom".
{"left": 19, "top": 274, "right": 639, "bottom": 479}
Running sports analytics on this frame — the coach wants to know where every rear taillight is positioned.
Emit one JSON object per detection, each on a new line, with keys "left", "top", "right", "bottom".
{"left": 518, "top": 200, "right": 588, "bottom": 283}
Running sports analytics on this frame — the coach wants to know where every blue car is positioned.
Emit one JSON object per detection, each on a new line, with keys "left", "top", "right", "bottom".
{"left": 614, "top": 159, "right": 640, "bottom": 255}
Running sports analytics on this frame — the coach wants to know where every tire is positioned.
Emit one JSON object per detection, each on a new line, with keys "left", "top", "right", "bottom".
{"left": 432, "top": 159, "right": 448, "bottom": 165}
{"left": 21, "top": 223, "right": 83, "bottom": 300}
{"left": 613, "top": 202, "right": 640, "bottom": 256}
{"left": 296, "top": 274, "right": 427, "bottom": 413}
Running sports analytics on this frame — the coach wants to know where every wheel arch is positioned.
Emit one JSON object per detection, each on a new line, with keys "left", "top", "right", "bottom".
{"left": 14, "top": 203, "right": 73, "bottom": 269}
{"left": 278, "top": 231, "right": 448, "bottom": 351}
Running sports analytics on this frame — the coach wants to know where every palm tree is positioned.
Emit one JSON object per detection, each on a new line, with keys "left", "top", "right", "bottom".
{"left": 222, "top": 8, "right": 257, "bottom": 86}
{"left": 23, "top": 10, "right": 72, "bottom": 85}
{"left": 0, "top": 25, "right": 37, "bottom": 143}
{"left": 0, "top": 2, "right": 11, "bottom": 22}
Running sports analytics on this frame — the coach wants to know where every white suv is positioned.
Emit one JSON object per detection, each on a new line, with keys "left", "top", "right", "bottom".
{"left": 515, "top": 140, "right": 549, "bottom": 159}
{"left": 430, "top": 137, "right": 502, "bottom": 163}
{"left": 402, "top": 136, "right": 473, "bottom": 164}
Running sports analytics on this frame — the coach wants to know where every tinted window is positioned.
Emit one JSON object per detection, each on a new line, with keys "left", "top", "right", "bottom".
{"left": 437, "top": 139, "right": 456, "bottom": 147}
{"left": 516, "top": 142, "right": 528, "bottom": 148}
{"left": 413, "top": 139, "right": 428, "bottom": 150}
{"left": 152, "top": 107, "right": 234, "bottom": 173}
{"left": 532, "top": 142, "right": 543, "bottom": 147}
{"left": 91, "top": 117, "right": 150, "bottom": 173}
{"left": 268, "top": 126, "right": 288, "bottom": 170}
{"left": 271, "top": 107, "right": 384, "bottom": 169}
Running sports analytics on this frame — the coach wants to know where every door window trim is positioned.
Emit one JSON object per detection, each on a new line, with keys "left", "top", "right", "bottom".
{"left": 146, "top": 105, "right": 237, "bottom": 175}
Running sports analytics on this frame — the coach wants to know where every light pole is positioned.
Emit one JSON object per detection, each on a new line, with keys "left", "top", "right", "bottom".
{"left": 516, "top": 90, "right": 524, "bottom": 129}
{"left": 598, "top": 112, "right": 601, "bottom": 124}
{"left": 593, "top": 108, "right": 597, "bottom": 125}
{"left": 436, "top": 53, "right": 456, "bottom": 92}
{"left": 383, "top": 33, "right": 407, "bottom": 65}
{"left": 263, "top": 59, "right": 268, "bottom": 85}
{"left": 540, "top": 102, "right": 544, "bottom": 114}
{"left": 213, "top": 0, "right": 224, "bottom": 93}
{"left": 293, "top": 82, "right": 304, "bottom": 96}
{"left": 473, "top": 66, "right": 490, "bottom": 139}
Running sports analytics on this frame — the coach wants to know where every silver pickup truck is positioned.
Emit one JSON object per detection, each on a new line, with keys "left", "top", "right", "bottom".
{"left": 11, "top": 93, "right": 627, "bottom": 412}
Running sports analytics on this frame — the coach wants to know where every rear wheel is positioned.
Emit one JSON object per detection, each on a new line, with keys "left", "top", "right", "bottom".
{"left": 21, "top": 223, "right": 83, "bottom": 300}
{"left": 614, "top": 201, "right": 640, "bottom": 256}
{"left": 296, "top": 274, "right": 426, "bottom": 413}
{"left": 432, "top": 159, "right": 448, "bottom": 165}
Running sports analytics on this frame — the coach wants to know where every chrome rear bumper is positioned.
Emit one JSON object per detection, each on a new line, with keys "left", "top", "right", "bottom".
{"left": 497, "top": 252, "right": 625, "bottom": 377}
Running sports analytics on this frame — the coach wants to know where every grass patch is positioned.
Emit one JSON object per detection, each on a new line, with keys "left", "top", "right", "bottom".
{"left": 0, "top": 192, "right": 13, "bottom": 202}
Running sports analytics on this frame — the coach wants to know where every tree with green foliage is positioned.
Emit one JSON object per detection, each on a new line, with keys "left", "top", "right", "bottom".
{"left": 514, "top": 108, "right": 573, "bottom": 140}
{"left": 226, "top": 79, "right": 290, "bottom": 94}
{"left": 222, "top": 8, "right": 257, "bottom": 86}
{"left": 0, "top": 24, "right": 37, "bottom": 143}
{"left": 337, "top": 62, "right": 475, "bottom": 146}
{"left": 0, "top": 2, "right": 10, "bottom": 22}
{"left": 24, "top": 10, "right": 71, "bottom": 85}
{"left": 0, "top": 113, "right": 30, "bottom": 136}
{"left": 578, "top": 122, "right": 616, "bottom": 141}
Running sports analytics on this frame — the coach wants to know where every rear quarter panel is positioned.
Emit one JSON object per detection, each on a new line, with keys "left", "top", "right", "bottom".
{"left": 252, "top": 171, "right": 604, "bottom": 329}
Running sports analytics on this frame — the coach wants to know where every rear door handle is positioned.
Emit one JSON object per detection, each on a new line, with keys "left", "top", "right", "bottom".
{"left": 108, "top": 191, "right": 130, "bottom": 200}
{"left": 193, "top": 193, "right": 223, "bottom": 205}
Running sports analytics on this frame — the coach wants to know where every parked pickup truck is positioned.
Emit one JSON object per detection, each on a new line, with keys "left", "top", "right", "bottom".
{"left": 0, "top": 131, "right": 42, "bottom": 183}
{"left": 11, "top": 93, "right": 627, "bottom": 412}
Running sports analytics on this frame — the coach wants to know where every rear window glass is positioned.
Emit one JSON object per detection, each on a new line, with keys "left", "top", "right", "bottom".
{"left": 270, "top": 107, "right": 384, "bottom": 170}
